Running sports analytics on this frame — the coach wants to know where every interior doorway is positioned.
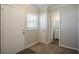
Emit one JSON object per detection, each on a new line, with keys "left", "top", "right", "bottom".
{"left": 50, "top": 10, "right": 60, "bottom": 46}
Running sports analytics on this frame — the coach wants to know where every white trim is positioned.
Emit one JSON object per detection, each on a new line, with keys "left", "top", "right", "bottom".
{"left": 25, "top": 41, "right": 39, "bottom": 49}
{"left": 60, "top": 44, "right": 78, "bottom": 51}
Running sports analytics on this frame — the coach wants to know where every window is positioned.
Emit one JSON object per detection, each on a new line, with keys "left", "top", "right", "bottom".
{"left": 27, "top": 14, "right": 38, "bottom": 30}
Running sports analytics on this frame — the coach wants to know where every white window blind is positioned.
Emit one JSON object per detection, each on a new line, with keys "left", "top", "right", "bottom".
{"left": 27, "top": 14, "right": 38, "bottom": 30}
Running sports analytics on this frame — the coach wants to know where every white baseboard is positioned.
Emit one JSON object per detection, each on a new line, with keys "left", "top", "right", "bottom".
{"left": 39, "top": 41, "right": 50, "bottom": 44}
{"left": 60, "top": 45, "right": 78, "bottom": 51}
{"left": 25, "top": 41, "right": 39, "bottom": 49}
{"left": 45, "top": 42, "right": 50, "bottom": 44}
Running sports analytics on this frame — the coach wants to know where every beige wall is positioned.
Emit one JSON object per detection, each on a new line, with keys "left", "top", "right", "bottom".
{"left": 39, "top": 8, "right": 48, "bottom": 44}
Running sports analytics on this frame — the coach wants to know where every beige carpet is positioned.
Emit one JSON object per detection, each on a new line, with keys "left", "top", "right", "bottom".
{"left": 17, "top": 42, "right": 78, "bottom": 54}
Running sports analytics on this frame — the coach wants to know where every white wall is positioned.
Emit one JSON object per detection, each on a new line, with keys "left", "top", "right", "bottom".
{"left": 39, "top": 8, "right": 48, "bottom": 44}
{"left": 60, "top": 5, "right": 78, "bottom": 50}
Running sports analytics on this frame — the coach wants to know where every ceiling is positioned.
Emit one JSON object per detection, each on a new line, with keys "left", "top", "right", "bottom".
{"left": 31, "top": 4, "right": 62, "bottom": 8}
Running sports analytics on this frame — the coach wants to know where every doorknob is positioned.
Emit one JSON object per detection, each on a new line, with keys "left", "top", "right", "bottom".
{"left": 23, "top": 32, "right": 25, "bottom": 35}
{"left": 22, "top": 29, "right": 25, "bottom": 35}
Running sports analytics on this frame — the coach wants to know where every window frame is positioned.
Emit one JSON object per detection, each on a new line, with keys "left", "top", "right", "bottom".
{"left": 26, "top": 14, "right": 38, "bottom": 31}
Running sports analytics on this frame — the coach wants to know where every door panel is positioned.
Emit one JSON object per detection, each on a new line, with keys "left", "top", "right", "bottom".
{"left": 2, "top": 5, "right": 25, "bottom": 53}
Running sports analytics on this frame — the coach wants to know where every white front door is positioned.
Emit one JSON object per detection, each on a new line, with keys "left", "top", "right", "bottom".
{"left": 1, "top": 5, "right": 25, "bottom": 53}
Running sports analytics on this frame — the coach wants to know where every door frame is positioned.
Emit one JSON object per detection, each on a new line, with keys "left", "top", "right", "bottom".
{"left": 49, "top": 10, "right": 61, "bottom": 45}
